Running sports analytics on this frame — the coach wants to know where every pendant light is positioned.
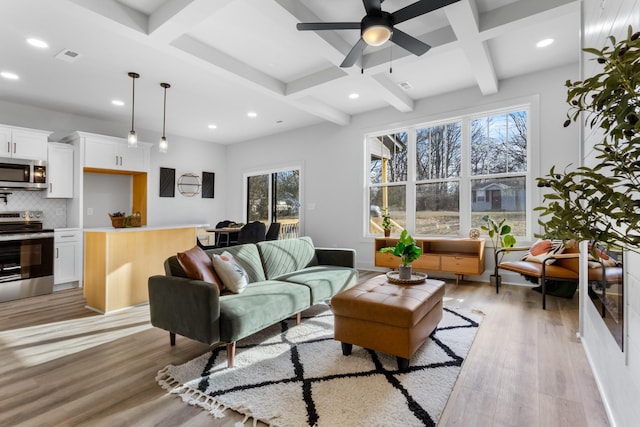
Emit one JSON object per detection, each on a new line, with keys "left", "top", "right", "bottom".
{"left": 127, "top": 72, "right": 140, "bottom": 148}
{"left": 159, "top": 82, "right": 170, "bottom": 153}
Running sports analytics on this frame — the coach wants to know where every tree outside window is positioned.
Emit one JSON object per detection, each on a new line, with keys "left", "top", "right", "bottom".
{"left": 366, "top": 107, "right": 529, "bottom": 238}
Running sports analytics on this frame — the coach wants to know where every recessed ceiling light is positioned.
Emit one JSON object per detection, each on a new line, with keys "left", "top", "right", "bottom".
{"left": 26, "top": 38, "right": 48, "bottom": 48}
{"left": 536, "top": 38, "right": 554, "bottom": 48}
{"left": 208, "top": 124, "right": 217, "bottom": 129}
{"left": 111, "top": 100, "right": 124, "bottom": 106}
{"left": 348, "top": 93, "right": 360, "bottom": 99}
{"left": 0, "top": 71, "right": 19, "bottom": 80}
{"left": 247, "top": 112, "right": 257, "bottom": 118}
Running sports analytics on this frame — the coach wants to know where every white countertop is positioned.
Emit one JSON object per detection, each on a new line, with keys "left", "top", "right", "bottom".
{"left": 83, "top": 223, "right": 209, "bottom": 232}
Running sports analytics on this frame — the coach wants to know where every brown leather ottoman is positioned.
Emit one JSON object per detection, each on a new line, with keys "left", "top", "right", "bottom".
{"left": 331, "top": 274, "right": 445, "bottom": 370}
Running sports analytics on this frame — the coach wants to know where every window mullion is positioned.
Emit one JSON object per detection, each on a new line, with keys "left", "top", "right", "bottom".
{"left": 407, "top": 127, "right": 416, "bottom": 234}
{"left": 459, "top": 118, "right": 472, "bottom": 232}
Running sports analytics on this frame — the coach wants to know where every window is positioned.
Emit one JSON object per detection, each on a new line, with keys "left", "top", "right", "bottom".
{"left": 246, "top": 168, "right": 300, "bottom": 237}
{"left": 415, "top": 122, "right": 461, "bottom": 235}
{"left": 366, "top": 107, "right": 530, "bottom": 238}
{"left": 368, "top": 132, "right": 407, "bottom": 233}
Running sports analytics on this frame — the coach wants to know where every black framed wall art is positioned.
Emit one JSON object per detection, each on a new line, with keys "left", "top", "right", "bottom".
{"left": 159, "top": 167, "right": 175, "bottom": 198}
{"left": 202, "top": 172, "right": 215, "bottom": 198}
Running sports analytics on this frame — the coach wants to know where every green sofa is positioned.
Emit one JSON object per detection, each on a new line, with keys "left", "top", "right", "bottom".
{"left": 148, "top": 236, "right": 358, "bottom": 367}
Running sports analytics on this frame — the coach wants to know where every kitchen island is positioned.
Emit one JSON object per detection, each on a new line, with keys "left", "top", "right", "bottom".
{"left": 83, "top": 225, "right": 202, "bottom": 313}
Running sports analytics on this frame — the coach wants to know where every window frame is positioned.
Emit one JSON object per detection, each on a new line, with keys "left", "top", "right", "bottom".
{"left": 364, "top": 99, "right": 537, "bottom": 242}
{"left": 244, "top": 164, "right": 303, "bottom": 231}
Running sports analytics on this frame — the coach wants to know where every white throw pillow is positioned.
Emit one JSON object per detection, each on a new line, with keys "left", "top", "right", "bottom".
{"left": 211, "top": 251, "right": 249, "bottom": 294}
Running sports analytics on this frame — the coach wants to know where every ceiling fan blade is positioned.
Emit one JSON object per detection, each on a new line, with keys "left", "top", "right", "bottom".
{"left": 390, "top": 29, "right": 431, "bottom": 56}
{"left": 363, "top": 0, "right": 382, "bottom": 15}
{"left": 341, "top": 38, "right": 368, "bottom": 68}
{"left": 392, "top": 0, "right": 460, "bottom": 24}
{"left": 297, "top": 22, "right": 361, "bottom": 31}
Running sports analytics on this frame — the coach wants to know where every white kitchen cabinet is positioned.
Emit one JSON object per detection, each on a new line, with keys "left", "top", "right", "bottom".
{"left": 0, "top": 125, "right": 49, "bottom": 160}
{"left": 83, "top": 136, "right": 148, "bottom": 172}
{"left": 54, "top": 229, "right": 82, "bottom": 285}
{"left": 47, "top": 142, "right": 74, "bottom": 198}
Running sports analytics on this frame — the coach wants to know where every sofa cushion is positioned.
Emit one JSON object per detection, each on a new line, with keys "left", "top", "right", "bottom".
{"left": 275, "top": 266, "right": 358, "bottom": 304}
{"left": 218, "top": 280, "right": 310, "bottom": 343}
{"left": 212, "top": 251, "right": 249, "bottom": 294}
{"left": 205, "top": 243, "right": 266, "bottom": 283}
{"left": 176, "top": 246, "right": 223, "bottom": 292}
{"left": 257, "top": 236, "right": 317, "bottom": 279}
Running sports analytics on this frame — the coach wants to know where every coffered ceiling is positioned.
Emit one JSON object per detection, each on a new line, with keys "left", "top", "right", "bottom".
{"left": 0, "top": 0, "right": 579, "bottom": 144}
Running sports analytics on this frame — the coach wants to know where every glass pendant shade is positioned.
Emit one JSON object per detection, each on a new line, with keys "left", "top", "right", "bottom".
{"left": 128, "top": 130, "right": 137, "bottom": 147}
{"left": 127, "top": 72, "right": 140, "bottom": 148}
{"left": 159, "top": 136, "right": 168, "bottom": 153}
{"left": 159, "top": 82, "right": 170, "bottom": 153}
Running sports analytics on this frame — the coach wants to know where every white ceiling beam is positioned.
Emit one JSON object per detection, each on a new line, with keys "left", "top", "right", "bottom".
{"left": 170, "top": 27, "right": 349, "bottom": 126}
{"left": 294, "top": 96, "right": 350, "bottom": 126}
{"left": 479, "top": 0, "right": 579, "bottom": 40}
{"left": 371, "top": 74, "right": 414, "bottom": 112}
{"left": 272, "top": 0, "right": 360, "bottom": 67}
{"left": 445, "top": 0, "right": 498, "bottom": 95}
{"left": 148, "top": 0, "right": 235, "bottom": 43}
{"left": 286, "top": 68, "right": 348, "bottom": 96}
{"left": 171, "top": 35, "right": 285, "bottom": 95}
{"left": 66, "top": 0, "right": 147, "bottom": 33}
{"left": 363, "top": 26, "right": 459, "bottom": 70}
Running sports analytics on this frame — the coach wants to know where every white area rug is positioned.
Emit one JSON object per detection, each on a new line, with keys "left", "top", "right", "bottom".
{"left": 157, "top": 303, "right": 482, "bottom": 427}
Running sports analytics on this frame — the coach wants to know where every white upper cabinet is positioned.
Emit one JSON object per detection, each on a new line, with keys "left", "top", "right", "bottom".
{"left": 0, "top": 125, "right": 49, "bottom": 161}
{"left": 82, "top": 135, "right": 149, "bottom": 172}
{"left": 47, "top": 142, "right": 74, "bottom": 198}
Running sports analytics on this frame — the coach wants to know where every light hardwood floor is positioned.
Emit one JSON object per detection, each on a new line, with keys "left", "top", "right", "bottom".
{"left": 0, "top": 271, "right": 610, "bottom": 427}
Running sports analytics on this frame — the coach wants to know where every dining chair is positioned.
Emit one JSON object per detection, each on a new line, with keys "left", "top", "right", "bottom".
{"left": 237, "top": 221, "right": 267, "bottom": 244}
{"left": 265, "top": 222, "right": 281, "bottom": 240}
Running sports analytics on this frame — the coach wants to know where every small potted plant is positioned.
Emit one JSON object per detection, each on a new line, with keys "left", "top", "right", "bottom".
{"left": 480, "top": 215, "right": 516, "bottom": 288}
{"left": 382, "top": 209, "right": 392, "bottom": 237}
{"left": 380, "top": 229, "right": 423, "bottom": 279}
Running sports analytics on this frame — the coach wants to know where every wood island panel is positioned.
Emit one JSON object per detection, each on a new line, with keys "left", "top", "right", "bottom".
{"left": 83, "top": 227, "right": 196, "bottom": 313}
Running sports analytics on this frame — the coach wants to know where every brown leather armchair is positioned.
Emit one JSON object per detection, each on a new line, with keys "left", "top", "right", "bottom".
{"left": 495, "top": 244, "right": 622, "bottom": 309}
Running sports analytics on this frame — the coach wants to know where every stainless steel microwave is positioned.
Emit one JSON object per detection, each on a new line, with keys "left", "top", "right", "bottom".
{"left": 0, "top": 158, "right": 46, "bottom": 190}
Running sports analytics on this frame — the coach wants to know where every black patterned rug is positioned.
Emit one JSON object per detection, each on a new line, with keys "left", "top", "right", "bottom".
{"left": 157, "top": 303, "right": 482, "bottom": 427}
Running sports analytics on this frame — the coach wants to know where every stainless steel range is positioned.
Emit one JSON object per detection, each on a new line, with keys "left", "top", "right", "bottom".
{"left": 0, "top": 210, "right": 54, "bottom": 303}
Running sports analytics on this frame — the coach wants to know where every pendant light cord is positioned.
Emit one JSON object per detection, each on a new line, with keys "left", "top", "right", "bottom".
{"left": 162, "top": 86, "right": 166, "bottom": 137}
{"left": 128, "top": 72, "right": 139, "bottom": 133}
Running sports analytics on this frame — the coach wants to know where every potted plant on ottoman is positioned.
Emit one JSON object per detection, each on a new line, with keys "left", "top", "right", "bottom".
{"left": 380, "top": 229, "right": 423, "bottom": 279}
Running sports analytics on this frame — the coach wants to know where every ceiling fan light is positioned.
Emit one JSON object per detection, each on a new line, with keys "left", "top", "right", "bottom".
{"left": 363, "top": 25, "right": 391, "bottom": 46}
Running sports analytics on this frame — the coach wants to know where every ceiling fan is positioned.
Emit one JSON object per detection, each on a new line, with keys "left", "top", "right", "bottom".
{"left": 297, "top": 0, "right": 460, "bottom": 68}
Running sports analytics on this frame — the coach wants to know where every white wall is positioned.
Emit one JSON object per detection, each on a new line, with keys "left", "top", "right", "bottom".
{"left": 0, "top": 100, "right": 228, "bottom": 229}
{"left": 226, "top": 63, "right": 580, "bottom": 279}
{"left": 579, "top": 1, "right": 640, "bottom": 426}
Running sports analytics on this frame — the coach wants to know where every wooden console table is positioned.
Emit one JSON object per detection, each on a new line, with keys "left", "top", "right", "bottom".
{"left": 374, "top": 237, "right": 485, "bottom": 284}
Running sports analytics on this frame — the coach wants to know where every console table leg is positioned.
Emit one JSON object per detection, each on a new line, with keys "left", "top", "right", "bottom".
{"left": 341, "top": 342, "right": 353, "bottom": 356}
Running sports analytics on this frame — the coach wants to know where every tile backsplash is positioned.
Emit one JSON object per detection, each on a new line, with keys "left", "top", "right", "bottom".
{"left": 0, "top": 190, "right": 67, "bottom": 229}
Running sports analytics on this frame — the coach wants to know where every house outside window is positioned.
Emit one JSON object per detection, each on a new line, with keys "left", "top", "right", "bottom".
{"left": 366, "top": 107, "right": 530, "bottom": 239}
